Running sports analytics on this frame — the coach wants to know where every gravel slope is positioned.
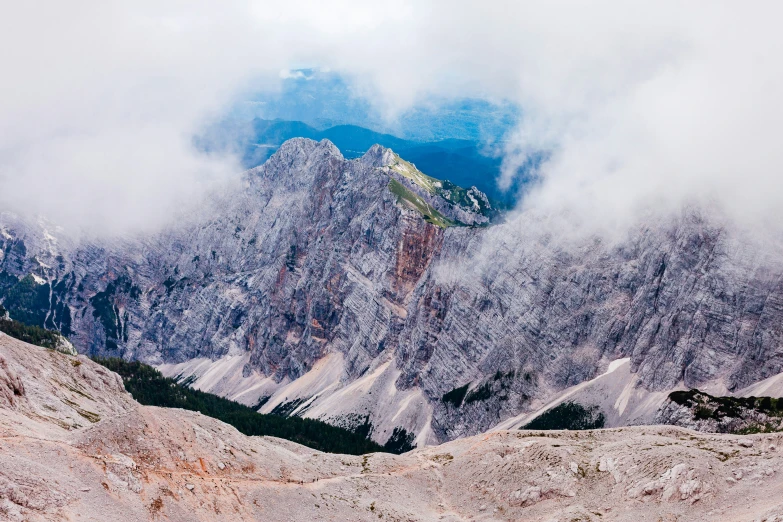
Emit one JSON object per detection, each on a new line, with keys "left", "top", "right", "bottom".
{"left": 2, "top": 333, "right": 783, "bottom": 522}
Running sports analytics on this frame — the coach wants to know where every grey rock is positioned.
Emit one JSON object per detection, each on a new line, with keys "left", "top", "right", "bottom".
{"left": 2, "top": 138, "right": 783, "bottom": 443}
{"left": 654, "top": 391, "right": 783, "bottom": 435}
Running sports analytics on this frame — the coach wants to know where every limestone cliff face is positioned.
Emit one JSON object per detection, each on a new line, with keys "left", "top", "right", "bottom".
{"left": 400, "top": 214, "right": 783, "bottom": 439}
{"left": 2, "top": 138, "right": 783, "bottom": 444}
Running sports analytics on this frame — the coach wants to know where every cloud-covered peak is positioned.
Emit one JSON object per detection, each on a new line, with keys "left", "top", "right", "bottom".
{"left": 1, "top": 2, "right": 781, "bottom": 238}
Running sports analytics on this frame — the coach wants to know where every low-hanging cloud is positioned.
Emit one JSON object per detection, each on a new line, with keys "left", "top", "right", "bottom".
{"left": 1, "top": 1, "right": 781, "bottom": 237}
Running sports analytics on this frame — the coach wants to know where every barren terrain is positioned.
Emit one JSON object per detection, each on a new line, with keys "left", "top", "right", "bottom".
{"left": 1, "top": 333, "right": 782, "bottom": 521}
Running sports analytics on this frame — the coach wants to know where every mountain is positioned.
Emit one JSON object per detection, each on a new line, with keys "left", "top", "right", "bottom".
{"left": 2, "top": 333, "right": 783, "bottom": 521}
{"left": 1, "top": 139, "right": 783, "bottom": 447}
{"left": 205, "top": 118, "right": 516, "bottom": 206}
{"left": 234, "top": 68, "right": 520, "bottom": 142}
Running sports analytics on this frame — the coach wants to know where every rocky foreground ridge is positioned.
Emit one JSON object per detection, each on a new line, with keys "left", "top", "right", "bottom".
{"left": 1, "top": 138, "right": 783, "bottom": 445}
{"left": 2, "top": 333, "right": 783, "bottom": 522}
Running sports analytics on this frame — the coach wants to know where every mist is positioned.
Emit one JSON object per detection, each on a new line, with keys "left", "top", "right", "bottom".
{"left": 1, "top": 1, "right": 781, "bottom": 237}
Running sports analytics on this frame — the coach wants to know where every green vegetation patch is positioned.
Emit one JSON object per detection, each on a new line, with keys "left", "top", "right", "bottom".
{"left": 0, "top": 272, "right": 74, "bottom": 336}
{"left": 382, "top": 427, "right": 416, "bottom": 454}
{"left": 0, "top": 270, "right": 19, "bottom": 295}
{"left": 90, "top": 275, "right": 139, "bottom": 349}
{"left": 387, "top": 153, "right": 493, "bottom": 220}
{"left": 0, "top": 304, "right": 63, "bottom": 349}
{"left": 331, "top": 413, "right": 374, "bottom": 440}
{"left": 388, "top": 178, "right": 455, "bottom": 229}
{"left": 438, "top": 179, "right": 492, "bottom": 217}
{"left": 2, "top": 274, "right": 51, "bottom": 328}
{"left": 252, "top": 395, "right": 271, "bottom": 410}
{"left": 389, "top": 155, "right": 444, "bottom": 195}
{"left": 443, "top": 371, "right": 517, "bottom": 408}
{"left": 442, "top": 383, "right": 470, "bottom": 407}
{"left": 669, "top": 389, "right": 783, "bottom": 423}
{"left": 92, "top": 357, "right": 395, "bottom": 455}
{"left": 270, "top": 397, "right": 310, "bottom": 417}
{"left": 465, "top": 382, "right": 492, "bottom": 404}
{"left": 522, "top": 401, "right": 606, "bottom": 431}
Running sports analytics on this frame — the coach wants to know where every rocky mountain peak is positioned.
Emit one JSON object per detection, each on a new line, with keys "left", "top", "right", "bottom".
{"left": 273, "top": 136, "right": 344, "bottom": 160}
{"left": 251, "top": 138, "right": 344, "bottom": 182}
{"left": 1, "top": 140, "right": 783, "bottom": 446}
{"left": 359, "top": 143, "right": 396, "bottom": 168}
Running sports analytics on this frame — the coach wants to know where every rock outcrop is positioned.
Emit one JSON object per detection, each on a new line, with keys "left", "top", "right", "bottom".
{"left": 656, "top": 389, "right": 783, "bottom": 434}
{"left": 2, "top": 138, "right": 783, "bottom": 444}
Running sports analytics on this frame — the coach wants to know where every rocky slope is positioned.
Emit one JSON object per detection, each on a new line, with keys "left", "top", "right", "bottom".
{"left": 656, "top": 389, "right": 783, "bottom": 434}
{"left": 3, "top": 334, "right": 783, "bottom": 522}
{"left": 2, "top": 138, "right": 783, "bottom": 445}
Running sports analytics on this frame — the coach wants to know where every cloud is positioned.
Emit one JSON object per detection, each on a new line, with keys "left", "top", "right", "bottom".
{"left": 279, "top": 69, "right": 308, "bottom": 80}
{"left": 1, "top": 1, "right": 781, "bottom": 237}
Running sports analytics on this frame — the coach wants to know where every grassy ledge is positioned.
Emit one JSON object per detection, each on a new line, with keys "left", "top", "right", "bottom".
{"left": 388, "top": 178, "right": 456, "bottom": 229}
{"left": 385, "top": 153, "right": 492, "bottom": 228}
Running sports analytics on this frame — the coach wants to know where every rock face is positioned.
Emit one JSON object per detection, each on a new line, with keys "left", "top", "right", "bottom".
{"left": 2, "top": 138, "right": 783, "bottom": 445}
{"left": 3, "top": 334, "right": 783, "bottom": 522}
{"left": 655, "top": 389, "right": 783, "bottom": 434}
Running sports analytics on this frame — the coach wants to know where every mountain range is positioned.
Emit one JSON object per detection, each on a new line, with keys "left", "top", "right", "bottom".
{"left": 233, "top": 68, "right": 521, "bottom": 143}
{"left": 199, "top": 118, "right": 521, "bottom": 207}
{"left": 1, "top": 139, "right": 783, "bottom": 449}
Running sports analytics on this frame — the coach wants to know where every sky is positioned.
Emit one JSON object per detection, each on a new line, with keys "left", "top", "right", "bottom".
{"left": 1, "top": 1, "right": 782, "bottom": 237}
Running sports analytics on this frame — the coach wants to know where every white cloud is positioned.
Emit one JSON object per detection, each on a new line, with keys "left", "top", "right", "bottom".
{"left": 1, "top": 1, "right": 782, "bottom": 236}
{"left": 279, "top": 69, "right": 307, "bottom": 80}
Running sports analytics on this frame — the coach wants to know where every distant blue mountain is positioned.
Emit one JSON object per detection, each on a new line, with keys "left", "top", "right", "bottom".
{"left": 232, "top": 69, "right": 520, "bottom": 143}
{"left": 205, "top": 70, "right": 525, "bottom": 206}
